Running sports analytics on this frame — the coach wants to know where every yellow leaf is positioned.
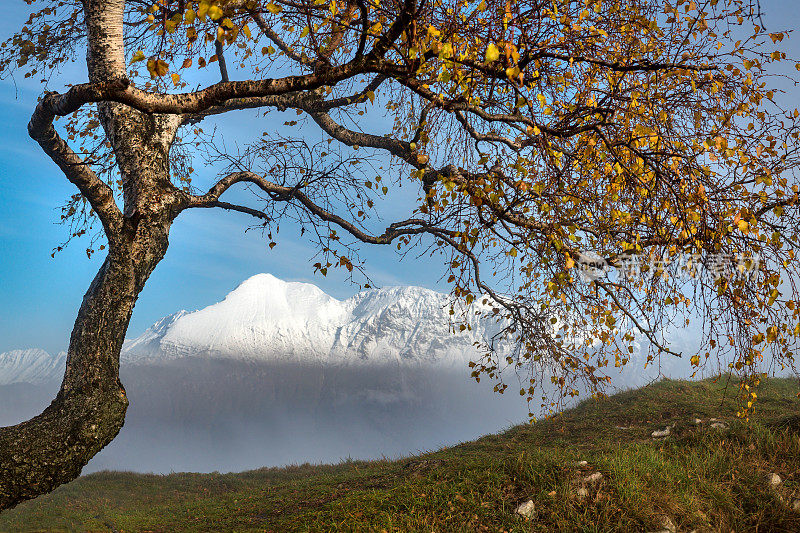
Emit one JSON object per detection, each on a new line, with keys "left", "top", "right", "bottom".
{"left": 146, "top": 58, "right": 169, "bottom": 78}
{"left": 171, "top": 72, "right": 180, "bottom": 85}
{"left": 266, "top": 2, "right": 282, "bottom": 14}
{"left": 768, "top": 289, "right": 780, "bottom": 306}
{"left": 485, "top": 43, "right": 500, "bottom": 63}
{"left": 366, "top": 90, "right": 375, "bottom": 104}
{"left": 242, "top": 24, "right": 252, "bottom": 39}
{"left": 184, "top": 9, "right": 196, "bottom": 24}
{"left": 197, "top": 2, "right": 210, "bottom": 20}
{"left": 208, "top": 5, "right": 224, "bottom": 20}
{"left": 737, "top": 219, "right": 749, "bottom": 232}
{"left": 300, "top": 26, "right": 310, "bottom": 38}
{"left": 130, "top": 50, "right": 146, "bottom": 64}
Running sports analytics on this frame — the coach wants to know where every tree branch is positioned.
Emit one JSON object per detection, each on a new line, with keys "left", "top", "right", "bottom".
{"left": 215, "top": 40, "right": 230, "bottom": 83}
{"left": 32, "top": 58, "right": 376, "bottom": 118}
{"left": 28, "top": 93, "right": 123, "bottom": 236}
{"left": 187, "top": 171, "right": 447, "bottom": 245}
{"left": 250, "top": 11, "right": 313, "bottom": 67}
{"left": 183, "top": 75, "right": 388, "bottom": 124}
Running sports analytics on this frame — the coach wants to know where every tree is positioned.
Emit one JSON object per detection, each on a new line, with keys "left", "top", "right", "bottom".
{"left": 1, "top": 0, "right": 799, "bottom": 510}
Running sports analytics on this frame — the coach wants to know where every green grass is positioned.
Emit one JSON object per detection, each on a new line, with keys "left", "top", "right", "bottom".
{"left": 2, "top": 376, "right": 800, "bottom": 532}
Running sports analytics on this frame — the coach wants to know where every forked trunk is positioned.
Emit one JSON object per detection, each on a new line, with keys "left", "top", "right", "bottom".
{"left": 0, "top": 218, "right": 171, "bottom": 510}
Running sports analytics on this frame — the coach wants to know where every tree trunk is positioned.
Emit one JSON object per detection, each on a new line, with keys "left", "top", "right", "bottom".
{"left": 0, "top": 0, "right": 189, "bottom": 512}
{"left": 0, "top": 217, "right": 171, "bottom": 510}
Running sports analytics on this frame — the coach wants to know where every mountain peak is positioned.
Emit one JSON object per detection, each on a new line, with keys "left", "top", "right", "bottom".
{"left": 225, "top": 273, "right": 342, "bottom": 311}
{"left": 150, "top": 273, "right": 349, "bottom": 360}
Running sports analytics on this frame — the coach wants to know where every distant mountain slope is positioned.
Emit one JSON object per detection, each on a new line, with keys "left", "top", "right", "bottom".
{"left": 0, "top": 349, "right": 65, "bottom": 385}
{"left": 1, "top": 274, "right": 505, "bottom": 385}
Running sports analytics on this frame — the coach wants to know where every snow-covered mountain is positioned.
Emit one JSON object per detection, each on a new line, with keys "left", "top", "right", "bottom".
{"left": 0, "top": 274, "right": 740, "bottom": 473}
{"left": 0, "top": 273, "right": 715, "bottom": 387}
{"left": 0, "top": 274, "right": 508, "bottom": 385}
{"left": 121, "top": 273, "right": 506, "bottom": 366}
{"left": 0, "top": 349, "right": 66, "bottom": 385}
{"left": 2, "top": 273, "right": 723, "bottom": 388}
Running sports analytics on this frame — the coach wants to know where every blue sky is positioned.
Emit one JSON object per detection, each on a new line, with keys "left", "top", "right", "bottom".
{"left": 0, "top": 3, "right": 453, "bottom": 354}
{"left": 2, "top": 1, "right": 800, "bottom": 354}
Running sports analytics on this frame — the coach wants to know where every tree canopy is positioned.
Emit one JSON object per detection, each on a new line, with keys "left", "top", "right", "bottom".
{"left": 2, "top": 0, "right": 800, "bottom": 508}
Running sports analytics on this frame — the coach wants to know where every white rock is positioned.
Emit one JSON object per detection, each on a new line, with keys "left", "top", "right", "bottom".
{"left": 690, "top": 418, "right": 702, "bottom": 425}
{"left": 659, "top": 516, "right": 677, "bottom": 533}
{"left": 575, "top": 487, "right": 589, "bottom": 499}
{"left": 792, "top": 499, "right": 800, "bottom": 511}
{"left": 651, "top": 426, "right": 671, "bottom": 438}
{"left": 515, "top": 499, "right": 535, "bottom": 518}
{"left": 646, "top": 515, "right": 678, "bottom": 532}
{"left": 709, "top": 422, "right": 727, "bottom": 429}
{"left": 768, "top": 473, "right": 782, "bottom": 487}
{"left": 583, "top": 472, "right": 603, "bottom": 484}
{"left": 576, "top": 460, "right": 588, "bottom": 467}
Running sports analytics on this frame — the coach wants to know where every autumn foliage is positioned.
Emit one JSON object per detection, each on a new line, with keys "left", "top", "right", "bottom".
{"left": 3, "top": 0, "right": 800, "bottom": 414}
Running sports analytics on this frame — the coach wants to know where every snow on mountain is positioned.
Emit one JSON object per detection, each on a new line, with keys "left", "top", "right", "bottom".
{"left": 0, "top": 349, "right": 66, "bottom": 385}
{"left": 121, "top": 310, "right": 189, "bottom": 364}
{"left": 0, "top": 274, "right": 508, "bottom": 386}
{"left": 122, "top": 273, "right": 506, "bottom": 366}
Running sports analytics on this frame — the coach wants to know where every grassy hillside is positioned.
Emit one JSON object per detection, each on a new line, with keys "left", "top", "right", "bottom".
{"left": 2, "top": 376, "right": 799, "bottom": 532}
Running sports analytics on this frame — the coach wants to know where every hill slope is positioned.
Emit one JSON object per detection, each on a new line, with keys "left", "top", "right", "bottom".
{"left": 2, "top": 376, "right": 799, "bottom": 532}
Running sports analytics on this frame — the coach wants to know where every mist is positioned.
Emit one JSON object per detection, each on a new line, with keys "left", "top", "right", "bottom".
{"left": 2, "top": 359, "right": 536, "bottom": 474}
{"left": 1, "top": 349, "right": 742, "bottom": 475}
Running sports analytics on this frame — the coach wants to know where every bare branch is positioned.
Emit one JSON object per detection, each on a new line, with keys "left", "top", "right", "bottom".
{"left": 250, "top": 11, "right": 313, "bottom": 67}
{"left": 215, "top": 40, "right": 230, "bottom": 83}
{"left": 187, "top": 171, "right": 447, "bottom": 245}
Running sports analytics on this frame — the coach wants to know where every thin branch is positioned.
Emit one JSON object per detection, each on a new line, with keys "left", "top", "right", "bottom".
{"left": 250, "top": 11, "right": 313, "bottom": 67}
{"left": 215, "top": 40, "right": 230, "bottom": 83}
{"left": 187, "top": 170, "right": 448, "bottom": 245}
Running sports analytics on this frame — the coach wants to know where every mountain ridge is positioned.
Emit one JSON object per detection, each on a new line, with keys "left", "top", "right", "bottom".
{"left": 0, "top": 274, "right": 507, "bottom": 384}
{"left": 123, "top": 273, "right": 505, "bottom": 366}
{"left": 0, "top": 349, "right": 66, "bottom": 386}
{"left": 0, "top": 273, "right": 717, "bottom": 387}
